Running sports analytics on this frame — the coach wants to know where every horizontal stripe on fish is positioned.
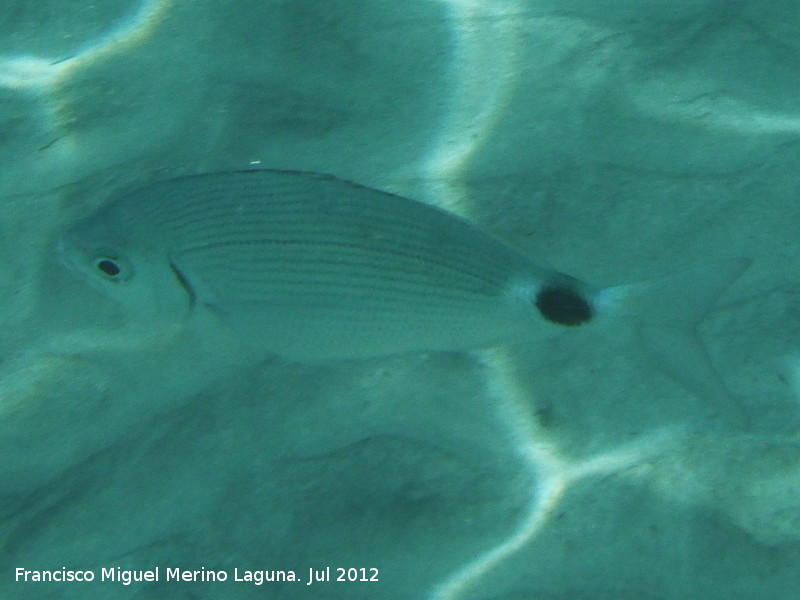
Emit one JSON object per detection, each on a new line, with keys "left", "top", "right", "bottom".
{"left": 161, "top": 213, "right": 521, "bottom": 286}
{"left": 178, "top": 239, "right": 510, "bottom": 287}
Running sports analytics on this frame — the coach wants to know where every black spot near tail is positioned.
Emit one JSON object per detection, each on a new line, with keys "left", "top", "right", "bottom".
{"left": 535, "top": 286, "right": 593, "bottom": 326}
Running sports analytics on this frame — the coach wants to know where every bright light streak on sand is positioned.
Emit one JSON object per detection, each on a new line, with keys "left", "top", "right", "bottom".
{"left": 430, "top": 348, "right": 676, "bottom": 600}
{"left": 0, "top": 0, "right": 173, "bottom": 136}
{"left": 424, "top": 0, "right": 524, "bottom": 214}
{"left": 634, "top": 81, "right": 800, "bottom": 136}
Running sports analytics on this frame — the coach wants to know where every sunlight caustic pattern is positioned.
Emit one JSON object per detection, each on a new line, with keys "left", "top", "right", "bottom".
{"left": 423, "top": 0, "right": 524, "bottom": 214}
{"left": 0, "top": 0, "right": 173, "bottom": 144}
{"left": 422, "top": 5, "right": 679, "bottom": 598}
{"left": 634, "top": 81, "right": 800, "bottom": 136}
{"left": 430, "top": 349, "right": 678, "bottom": 600}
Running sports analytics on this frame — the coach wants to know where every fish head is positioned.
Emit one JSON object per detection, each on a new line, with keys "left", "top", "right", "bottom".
{"left": 58, "top": 207, "right": 193, "bottom": 323}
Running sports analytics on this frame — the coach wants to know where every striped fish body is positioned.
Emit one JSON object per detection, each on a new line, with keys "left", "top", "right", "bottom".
{"left": 60, "top": 170, "right": 590, "bottom": 360}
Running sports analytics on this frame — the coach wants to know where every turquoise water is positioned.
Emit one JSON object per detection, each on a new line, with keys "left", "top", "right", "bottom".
{"left": 1, "top": 1, "right": 799, "bottom": 598}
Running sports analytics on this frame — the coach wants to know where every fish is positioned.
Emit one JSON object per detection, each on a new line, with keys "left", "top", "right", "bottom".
{"left": 58, "top": 169, "right": 749, "bottom": 421}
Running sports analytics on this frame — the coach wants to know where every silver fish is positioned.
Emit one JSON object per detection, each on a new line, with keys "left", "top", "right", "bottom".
{"left": 59, "top": 170, "right": 749, "bottom": 419}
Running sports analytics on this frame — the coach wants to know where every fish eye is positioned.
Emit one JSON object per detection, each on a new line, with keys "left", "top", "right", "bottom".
{"left": 93, "top": 256, "right": 127, "bottom": 281}
{"left": 96, "top": 259, "right": 120, "bottom": 277}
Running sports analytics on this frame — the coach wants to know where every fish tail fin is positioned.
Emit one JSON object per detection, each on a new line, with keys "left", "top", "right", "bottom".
{"left": 597, "top": 258, "right": 751, "bottom": 427}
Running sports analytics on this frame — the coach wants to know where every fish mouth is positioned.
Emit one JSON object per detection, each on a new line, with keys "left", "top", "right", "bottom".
{"left": 55, "top": 232, "right": 78, "bottom": 271}
{"left": 54, "top": 230, "right": 103, "bottom": 294}
{"left": 55, "top": 230, "right": 94, "bottom": 280}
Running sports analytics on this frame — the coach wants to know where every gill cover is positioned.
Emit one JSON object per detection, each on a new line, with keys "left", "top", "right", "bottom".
{"left": 59, "top": 206, "right": 193, "bottom": 323}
